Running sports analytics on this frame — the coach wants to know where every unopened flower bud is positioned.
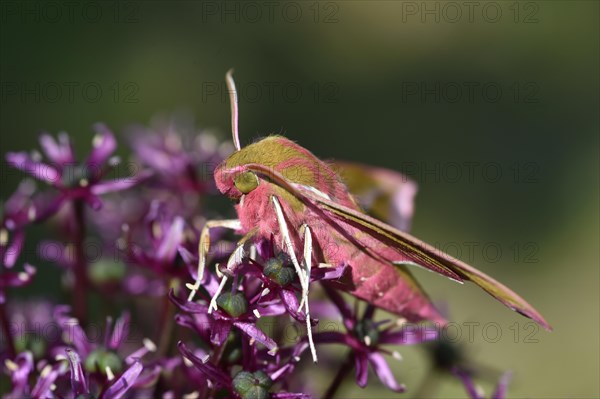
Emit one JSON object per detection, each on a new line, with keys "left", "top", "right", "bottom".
{"left": 232, "top": 370, "right": 272, "bottom": 399}
{"left": 216, "top": 292, "right": 248, "bottom": 318}
{"left": 263, "top": 257, "right": 295, "bottom": 286}
{"left": 85, "top": 349, "right": 122, "bottom": 374}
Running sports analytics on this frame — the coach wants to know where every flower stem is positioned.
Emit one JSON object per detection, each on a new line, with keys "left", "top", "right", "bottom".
{"left": 323, "top": 351, "right": 354, "bottom": 399}
{"left": 72, "top": 199, "right": 88, "bottom": 325}
{"left": 157, "top": 279, "right": 178, "bottom": 357}
{"left": 0, "top": 301, "right": 16, "bottom": 358}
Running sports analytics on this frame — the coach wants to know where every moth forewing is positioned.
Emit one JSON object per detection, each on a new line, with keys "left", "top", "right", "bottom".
{"left": 244, "top": 162, "right": 551, "bottom": 330}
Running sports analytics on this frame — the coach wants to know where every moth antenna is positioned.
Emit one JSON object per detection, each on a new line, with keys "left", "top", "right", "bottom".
{"left": 226, "top": 69, "right": 241, "bottom": 151}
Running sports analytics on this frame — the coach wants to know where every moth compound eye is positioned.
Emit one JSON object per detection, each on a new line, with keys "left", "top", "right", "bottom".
{"left": 233, "top": 171, "right": 259, "bottom": 194}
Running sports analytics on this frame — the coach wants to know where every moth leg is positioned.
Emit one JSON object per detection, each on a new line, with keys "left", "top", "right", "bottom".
{"left": 301, "top": 224, "right": 318, "bottom": 363}
{"left": 272, "top": 197, "right": 317, "bottom": 362}
{"left": 187, "top": 219, "right": 242, "bottom": 301}
{"left": 208, "top": 266, "right": 228, "bottom": 314}
{"left": 297, "top": 224, "right": 311, "bottom": 311}
{"left": 271, "top": 197, "right": 307, "bottom": 293}
{"left": 208, "top": 228, "right": 258, "bottom": 314}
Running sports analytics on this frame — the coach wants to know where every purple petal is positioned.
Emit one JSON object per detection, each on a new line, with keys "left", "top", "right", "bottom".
{"left": 169, "top": 289, "right": 209, "bottom": 313}
{"left": 354, "top": 352, "right": 369, "bottom": 388}
{"left": 6, "top": 351, "right": 34, "bottom": 389}
{"left": 54, "top": 307, "right": 91, "bottom": 356}
{"left": 2, "top": 230, "right": 24, "bottom": 268}
{"left": 91, "top": 170, "right": 152, "bottom": 195}
{"left": 133, "top": 365, "right": 162, "bottom": 388}
{"left": 0, "top": 263, "right": 36, "bottom": 288}
{"left": 174, "top": 313, "right": 210, "bottom": 339}
{"left": 279, "top": 288, "right": 306, "bottom": 322}
{"left": 211, "top": 319, "right": 232, "bottom": 346}
{"left": 102, "top": 361, "right": 143, "bottom": 399}
{"left": 274, "top": 289, "right": 317, "bottom": 326}
{"left": 368, "top": 352, "right": 405, "bottom": 392}
{"left": 6, "top": 152, "right": 60, "bottom": 185}
{"left": 4, "top": 179, "right": 36, "bottom": 214}
{"left": 492, "top": 372, "right": 512, "bottom": 399}
{"left": 379, "top": 324, "right": 438, "bottom": 345}
{"left": 37, "top": 240, "right": 73, "bottom": 268}
{"left": 254, "top": 302, "right": 287, "bottom": 317}
{"left": 30, "top": 364, "right": 60, "bottom": 399}
{"left": 109, "top": 312, "right": 131, "bottom": 350}
{"left": 87, "top": 123, "right": 117, "bottom": 167}
{"left": 32, "top": 192, "right": 66, "bottom": 221}
{"left": 39, "top": 133, "right": 73, "bottom": 164}
{"left": 312, "top": 331, "right": 352, "bottom": 346}
{"left": 270, "top": 363, "right": 295, "bottom": 382}
{"left": 130, "top": 129, "right": 190, "bottom": 174}
{"left": 178, "top": 246, "right": 197, "bottom": 265}
{"left": 233, "top": 321, "right": 278, "bottom": 354}
{"left": 177, "top": 341, "right": 232, "bottom": 387}
{"left": 125, "top": 338, "right": 158, "bottom": 365}
{"left": 66, "top": 349, "right": 89, "bottom": 396}
{"left": 83, "top": 193, "right": 103, "bottom": 210}
{"left": 156, "top": 217, "right": 184, "bottom": 263}
{"left": 453, "top": 369, "right": 483, "bottom": 399}
{"left": 311, "top": 263, "right": 347, "bottom": 281}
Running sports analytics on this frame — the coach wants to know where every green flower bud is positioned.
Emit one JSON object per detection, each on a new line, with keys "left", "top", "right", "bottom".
{"left": 353, "top": 319, "right": 380, "bottom": 346}
{"left": 84, "top": 349, "right": 122, "bottom": 374}
{"left": 232, "top": 370, "right": 273, "bottom": 399}
{"left": 263, "top": 257, "right": 295, "bottom": 286}
{"left": 429, "top": 338, "right": 464, "bottom": 370}
{"left": 216, "top": 292, "right": 248, "bottom": 318}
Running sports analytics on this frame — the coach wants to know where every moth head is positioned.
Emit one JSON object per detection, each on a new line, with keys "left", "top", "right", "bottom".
{"left": 215, "top": 135, "right": 300, "bottom": 199}
{"left": 214, "top": 70, "right": 284, "bottom": 199}
{"left": 213, "top": 70, "right": 307, "bottom": 200}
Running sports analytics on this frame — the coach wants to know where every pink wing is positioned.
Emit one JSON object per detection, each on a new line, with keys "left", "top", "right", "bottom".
{"left": 245, "top": 163, "right": 551, "bottom": 330}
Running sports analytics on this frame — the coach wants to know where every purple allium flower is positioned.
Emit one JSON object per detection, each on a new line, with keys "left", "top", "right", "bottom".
{"left": 6, "top": 301, "right": 56, "bottom": 356}
{"left": 51, "top": 306, "right": 158, "bottom": 371}
{"left": 170, "top": 285, "right": 279, "bottom": 356}
{"left": 0, "top": 188, "right": 37, "bottom": 305}
{"left": 124, "top": 201, "right": 187, "bottom": 277}
{"left": 1, "top": 180, "right": 36, "bottom": 268}
{"left": 3, "top": 351, "right": 35, "bottom": 398}
{"left": 178, "top": 341, "right": 310, "bottom": 399}
{"left": 313, "top": 286, "right": 438, "bottom": 392}
{"left": 0, "top": 263, "right": 36, "bottom": 304}
{"left": 3, "top": 351, "right": 67, "bottom": 399}
{"left": 3, "top": 305, "right": 161, "bottom": 397}
{"left": 65, "top": 348, "right": 147, "bottom": 399}
{"left": 129, "top": 114, "right": 231, "bottom": 193}
{"left": 5, "top": 125, "right": 147, "bottom": 212}
{"left": 1, "top": 113, "right": 535, "bottom": 398}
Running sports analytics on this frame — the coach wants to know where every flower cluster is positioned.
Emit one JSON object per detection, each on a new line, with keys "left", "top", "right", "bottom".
{"left": 1, "top": 115, "right": 512, "bottom": 398}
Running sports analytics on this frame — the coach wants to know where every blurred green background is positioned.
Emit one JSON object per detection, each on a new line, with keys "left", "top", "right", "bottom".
{"left": 1, "top": 1, "right": 598, "bottom": 397}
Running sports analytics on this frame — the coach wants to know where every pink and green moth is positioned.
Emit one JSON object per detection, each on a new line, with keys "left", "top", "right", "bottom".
{"left": 187, "top": 70, "right": 550, "bottom": 362}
